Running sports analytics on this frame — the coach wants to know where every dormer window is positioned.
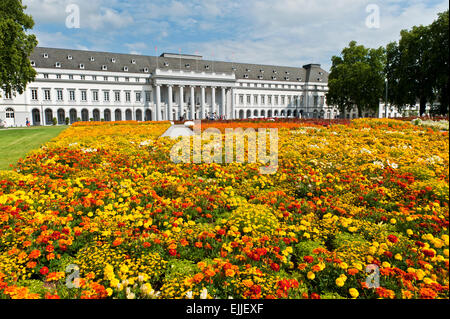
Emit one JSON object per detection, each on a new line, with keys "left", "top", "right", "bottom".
{"left": 43, "top": 53, "right": 48, "bottom": 58}
{"left": 317, "top": 78, "right": 322, "bottom": 82}
{"left": 231, "top": 66, "right": 236, "bottom": 71}
{"left": 185, "top": 63, "right": 190, "bottom": 68}
{"left": 285, "top": 77, "right": 290, "bottom": 81}
{"left": 79, "top": 64, "right": 85, "bottom": 69}
{"left": 260, "top": 69, "right": 264, "bottom": 73}
{"left": 55, "top": 62, "right": 61, "bottom": 68}
{"left": 131, "top": 59, "right": 136, "bottom": 64}
{"left": 205, "top": 65, "right": 210, "bottom": 70}
{"left": 244, "top": 74, "right": 249, "bottom": 79}
{"left": 30, "top": 60, "right": 36, "bottom": 67}
{"left": 246, "top": 68, "right": 251, "bottom": 72}
{"left": 285, "top": 71, "right": 289, "bottom": 75}
{"left": 67, "top": 55, "right": 73, "bottom": 60}
{"left": 143, "top": 67, "right": 149, "bottom": 73}
{"left": 297, "top": 78, "right": 302, "bottom": 81}
{"left": 102, "top": 65, "right": 108, "bottom": 71}
{"left": 272, "top": 76, "right": 277, "bottom": 80}
{"left": 164, "top": 62, "right": 169, "bottom": 67}
{"left": 258, "top": 75, "right": 263, "bottom": 80}
{"left": 90, "top": 56, "right": 95, "bottom": 62}
{"left": 111, "top": 58, "right": 116, "bottom": 63}
{"left": 124, "top": 66, "right": 129, "bottom": 72}
{"left": 273, "top": 70, "right": 277, "bottom": 74}
{"left": 319, "top": 72, "right": 323, "bottom": 75}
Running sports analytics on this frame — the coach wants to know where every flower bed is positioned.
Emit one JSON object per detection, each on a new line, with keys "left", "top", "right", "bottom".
{"left": 0, "top": 119, "right": 448, "bottom": 299}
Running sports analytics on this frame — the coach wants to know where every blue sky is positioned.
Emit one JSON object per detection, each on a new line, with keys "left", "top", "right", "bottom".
{"left": 24, "top": 0, "right": 448, "bottom": 71}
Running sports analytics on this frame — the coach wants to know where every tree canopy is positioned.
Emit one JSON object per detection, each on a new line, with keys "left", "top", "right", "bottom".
{"left": 326, "top": 41, "right": 386, "bottom": 117}
{"left": 0, "top": 0, "right": 37, "bottom": 97}
{"left": 386, "top": 10, "right": 449, "bottom": 115}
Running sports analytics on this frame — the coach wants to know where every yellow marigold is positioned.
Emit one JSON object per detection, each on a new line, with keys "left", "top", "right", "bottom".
{"left": 349, "top": 288, "right": 359, "bottom": 299}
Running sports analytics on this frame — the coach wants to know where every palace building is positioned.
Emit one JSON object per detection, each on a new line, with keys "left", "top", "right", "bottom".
{"left": 0, "top": 47, "right": 338, "bottom": 127}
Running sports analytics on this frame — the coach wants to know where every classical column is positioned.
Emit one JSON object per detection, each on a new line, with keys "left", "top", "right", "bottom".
{"left": 230, "top": 88, "right": 235, "bottom": 120}
{"left": 211, "top": 87, "right": 216, "bottom": 116}
{"left": 221, "top": 87, "right": 226, "bottom": 118}
{"left": 179, "top": 86, "right": 184, "bottom": 120}
{"left": 190, "top": 86, "right": 195, "bottom": 120}
{"left": 201, "top": 86, "right": 206, "bottom": 120}
{"left": 167, "top": 85, "right": 173, "bottom": 121}
{"left": 155, "top": 84, "right": 161, "bottom": 121}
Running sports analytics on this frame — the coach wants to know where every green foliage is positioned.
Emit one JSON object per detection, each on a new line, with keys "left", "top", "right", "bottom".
{"left": 294, "top": 240, "right": 323, "bottom": 257}
{"left": 164, "top": 259, "right": 197, "bottom": 281}
{"left": 386, "top": 10, "right": 449, "bottom": 115}
{"left": 326, "top": 41, "right": 386, "bottom": 117}
{"left": 0, "top": 0, "right": 38, "bottom": 97}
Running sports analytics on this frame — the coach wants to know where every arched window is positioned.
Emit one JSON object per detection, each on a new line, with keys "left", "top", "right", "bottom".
{"left": 5, "top": 108, "right": 14, "bottom": 118}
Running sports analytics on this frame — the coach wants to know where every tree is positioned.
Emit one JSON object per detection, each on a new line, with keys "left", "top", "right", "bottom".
{"left": 386, "top": 11, "right": 449, "bottom": 116}
{"left": 0, "top": 0, "right": 37, "bottom": 98}
{"left": 326, "top": 41, "right": 386, "bottom": 117}
{"left": 429, "top": 10, "right": 449, "bottom": 115}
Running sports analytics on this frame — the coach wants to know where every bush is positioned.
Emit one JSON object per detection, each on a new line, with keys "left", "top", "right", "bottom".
{"left": 52, "top": 117, "right": 57, "bottom": 126}
{"left": 65, "top": 117, "right": 70, "bottom": 125}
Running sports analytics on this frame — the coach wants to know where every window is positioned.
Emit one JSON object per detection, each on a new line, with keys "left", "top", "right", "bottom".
{"left": 102, "top": 65, "right": 108, "bottom": 71}
{"left": 136, "top": 92, "right": 141, "bottom": 102}
{"left": 115, "top": 91, "right": 120, "bottom": 102}
{"left": 135, "top": 78, "right": 140, "bottom": 82}
{"left": 43, "top": 53, "right": 48, "bottom": 58}
{"left": 80, "top": 75, "right": 85, "bottom": 80}
{"left": 254, "top": 96, "right": 258, "bottom": 105}
{"left": 247, "top": 95, "right": 251, "bottom": 104}
{"left": 3, "top": 91, "right": 12, "bottom": 99}
{"left": 281, "top": 96, "right": 285, "bottom": 105}
{"left": 90, "top": 56, "right": 95, "bottom": 62}
{"left": 244, "top": 74, "right": 249, "bottom": 79}
{"left": 205, "top": 65, "right": 210, "bottom": 70}
{"left": 31, "top": 89, "right": 38, "bottom": 100}
{"left": 125, "top": 77, "right": 130, "bottom": 82}
{"left": 81, "top": 90, "right": 87, "bottom": 102}
{"left": 115, "top": 77, "right": 119, "bottom": 82}
{"left": 69, "top": 90, "right": 76, "bottom": 101}
{"left": 272, "top": 76, "right": 277, "bottom": 80}
{"left": 125, "top": 92, "right": 131, "bottom": 102}
{"left": 31, "top": 60, "right": 36, "bottom": 66}
{"left": 92, "top": 75, "right": 97, "bottom": 81}
{"left": 258, "top": 76, "right": 263, "bottom": 80}
{"left": 111, "top": 58, "right": 116, "bottom": 63}
{"left": 164, "top": 62, "right": 169, "bottom": 67}
{"left": 79, "top": 64, "right": 85, "bottom": 69}
{"left": 313, "top": 96, "right": 318, "bottom": 107}
{"left": 185, "top": 64, "right": 190, "bottom": 68}
{"left": 69, "top": 75, "right": 74, "bottom": 80}
{"left": 104, "top": 91, "right": 110, "bottom": 102}
{"left": 55, "top": 62, "right": 61, "bottom": 68}
{"left": 145, "top": 91, "right": 151, "bottom": 102}
{"left": 57, "top": 89, "right": 63, "bottom": 101}
{"left": 92, "top": 91, "right": 99, "bottom": 102}
{"left": 261, "top": 96, "right": 265, "bottom": 105}
{"left": 131, "top": 59, "right": 136, "bottom": 64}
{"left": 144, "top": 67, "right": 149, "bottom": 73}
{"left": 67, "top": 55, "right": 73, "bottom": 60}
{"left": 43, "top": 74, "right": 49, "bottom": 79}
{"left": 124, "top": 66, "right": 129, "bottom": 72}
{"left": 239, "top": 95, "right": 244, "bottom": 105}
{"left": 56, "top": 74, "right": 62, "bottom": 79}
{"left": 103, "top": 76, "right": 108, "bottom": 81}
{"left": 44, "top": 89, "right": 51, "bottom": 101}
{"left": 268, "top": 96, "right": 272, "bottom": 105}
{"left": 5, "top": 108, "right": 14, "bottom": 119}
{"left": 275, "top": 96, "right": 279, "bottom": 105}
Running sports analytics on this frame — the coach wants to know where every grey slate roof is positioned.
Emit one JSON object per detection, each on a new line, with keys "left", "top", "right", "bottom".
{"left": 30, "top": 47, "right": 328, "bottom": 83}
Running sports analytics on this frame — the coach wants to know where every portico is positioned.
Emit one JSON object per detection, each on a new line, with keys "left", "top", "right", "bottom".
{"left": 152, "top": 68, "right": 236, "bottom": 121}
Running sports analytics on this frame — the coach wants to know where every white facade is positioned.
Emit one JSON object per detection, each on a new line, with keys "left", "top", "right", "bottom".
{"left": 0, "top": 48, "right": 338, "bottom": 127}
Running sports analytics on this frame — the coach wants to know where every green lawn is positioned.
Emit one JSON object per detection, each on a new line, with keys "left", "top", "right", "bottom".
{"left": 0, "top": 126, "right": 68, "bottom": 170}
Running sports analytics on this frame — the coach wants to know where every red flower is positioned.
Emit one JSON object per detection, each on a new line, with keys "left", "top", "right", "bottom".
{"left": 303, "top": 256, "right": 314, "bottom": 263}
{"left": 271, "top": 263, "right": 280, "bottom": 272}
{"left": 169, "top": 249, "right": 177, "bottom": 256}
{"left": 387, "top": 235, "right": 398, "bottom": 244}
{"left": 40, "top": 266, "right": 49, "bottom": 275}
